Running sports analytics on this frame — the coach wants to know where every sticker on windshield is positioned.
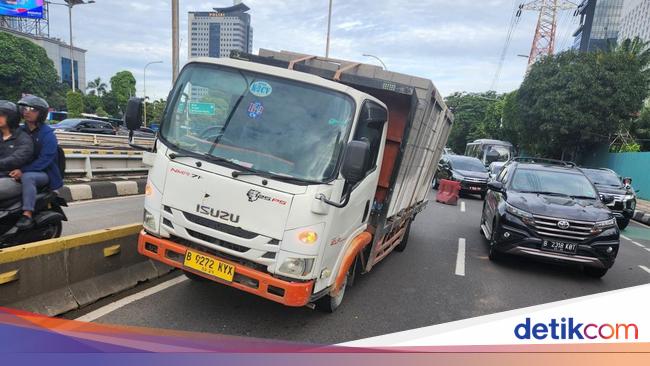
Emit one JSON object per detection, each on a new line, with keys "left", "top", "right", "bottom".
{"left": 188, "top": 102, "right": 216, "bottom": 116}
{"left": 247, "top": 101, "right": 264, "bottom": 119}
{"left": 250, "top": 81, "right": 272, "bottom": 97}
{"left": 328, "top": 118, "right": 347, "bottom": 126}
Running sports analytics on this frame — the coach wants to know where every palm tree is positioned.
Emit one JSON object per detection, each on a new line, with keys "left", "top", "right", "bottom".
{"left": 86, "top": 77, "right": 108, "bottom": 96}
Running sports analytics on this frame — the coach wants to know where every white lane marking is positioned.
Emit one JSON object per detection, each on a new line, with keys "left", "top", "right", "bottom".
{"left": 455, "top": 238, "right": 466, "bottom": 276}
{"left": 639, "top": 265, "right": 650, "bottom": 274}
{"left": 68, "top": 194, "right": 144, "bottom": 206}
{"left": 645, "top": 248, "right": 650, "bottom": 253}
{"left": 460, "top": 201, "right": 466, "bottom": 212}
{"left": 620, "top": 234, "right": 646, "bottom": 248}
{"left": 630, "top": 220, "right": 650, "bottom": 229}
{"left": 75, "top": 275, "right": 188, "bottom": 322}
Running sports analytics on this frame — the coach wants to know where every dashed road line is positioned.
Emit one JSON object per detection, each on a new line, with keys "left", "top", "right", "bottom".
{"left": 639, "top": 265, "right": 650, "bottom": 275}
{"left": 455, "top": 238, "right": 466, "bottom": 276}
{"left": 620, "top": 234, "right": 646, "bottom": 248}
{"left": 460, "top": 201, "right": 466, "bottom": 212}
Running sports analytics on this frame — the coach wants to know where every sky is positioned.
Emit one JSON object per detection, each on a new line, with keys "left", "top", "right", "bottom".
{"left": 46, "top": 0, "right": 582, "bottom": 100}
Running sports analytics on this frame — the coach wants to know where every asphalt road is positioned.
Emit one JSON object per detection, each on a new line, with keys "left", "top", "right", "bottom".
{"left": 61, "top": 195, "right": 144, "bottom": 236}
{"left": 66, "top": 191, "right": 650, "bottom": 344}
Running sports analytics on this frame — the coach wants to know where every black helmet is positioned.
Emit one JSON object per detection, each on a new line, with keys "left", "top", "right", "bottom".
{"left": 17, "top": 95, "right": 49, "bottom": 124}
{"left": 0, "top": 100, "right": 20, "bottom": 130}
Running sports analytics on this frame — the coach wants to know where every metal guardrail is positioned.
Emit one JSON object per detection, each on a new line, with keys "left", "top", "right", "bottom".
{"left": 65, "top": 151, "right": 148, "bottom": 178}
{"left": 55, "top": 131, "right": 155, "bottom": 149}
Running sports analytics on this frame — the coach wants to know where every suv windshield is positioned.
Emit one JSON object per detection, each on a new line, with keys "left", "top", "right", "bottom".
{"left": 484, "top": 145, "right": 511, "bottom": 162}
{"left": 582, "top": 169, "right": 621, "bottom": 187}
{"left": 511, "top": 168, "right": 598, "bottom": 199}
{"left": 451, "top": 157, "right": 487, "bottom": 172}
{"left": 160, "top": 64, "right": 355, "bottom": 182}
{"left": 57, "top": 119, "right": 81, "bottom": 128}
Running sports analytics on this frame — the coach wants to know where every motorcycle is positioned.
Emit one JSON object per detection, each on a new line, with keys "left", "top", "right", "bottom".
{"left": 0, "top": 189, "right": 67, "bottom": 247}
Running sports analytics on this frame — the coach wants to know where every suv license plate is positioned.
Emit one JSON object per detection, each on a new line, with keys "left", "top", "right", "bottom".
{"left": 469, "top": 186, "right": 481, "bottom": 191}
{"left": 541, "top": 240, "right": 578, "bottom": 255}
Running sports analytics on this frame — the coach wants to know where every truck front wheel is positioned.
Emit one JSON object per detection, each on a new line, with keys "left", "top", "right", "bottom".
{"left": 316, "top": 271, "right": 349, "bottom": 313}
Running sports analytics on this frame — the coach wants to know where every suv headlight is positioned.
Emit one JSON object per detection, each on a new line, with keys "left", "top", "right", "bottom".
{"left": 592, "top": 218, "right": 616, "bottom": 234}
{"left": 624, "top": 194, "right": 635, "bottom": 202}
{"left": 278, "top": 258, "right": 314, "bottom": 276}
{"left": 506, "top": 203, "right": 535, "bottom": 225}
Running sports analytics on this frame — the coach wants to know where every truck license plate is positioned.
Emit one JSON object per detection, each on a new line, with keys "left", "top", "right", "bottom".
{"left": 541, "top": 240, "right": 578, "bottom": 255}
{"left": 183, "top": 249, "right": 235, "bottom": 282}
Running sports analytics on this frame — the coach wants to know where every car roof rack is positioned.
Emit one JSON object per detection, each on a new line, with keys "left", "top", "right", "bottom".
{"left": 510, "top": 157, "right": 576, "bottom": 168}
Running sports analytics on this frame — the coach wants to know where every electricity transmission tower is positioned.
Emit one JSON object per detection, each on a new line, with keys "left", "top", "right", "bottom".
{"left": 519, "top": 0, "right": 579, "bottom": 67}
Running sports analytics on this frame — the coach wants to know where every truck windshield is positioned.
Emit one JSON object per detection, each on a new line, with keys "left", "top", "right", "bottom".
{"left": 484, "top": 145, "right": 511, "bottom": 162}
{"left": 160, "top": 63, "right": 355, "bottom": 182}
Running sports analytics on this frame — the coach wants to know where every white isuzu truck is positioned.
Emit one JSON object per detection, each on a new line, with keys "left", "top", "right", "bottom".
{"left": 125, "top": 50, "right": 453, "bottom": 312}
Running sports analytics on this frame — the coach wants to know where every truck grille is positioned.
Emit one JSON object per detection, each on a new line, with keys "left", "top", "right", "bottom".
{"left": 183, "top": 211, "right": 258, "bottom": 239}
{"left": 531, "top": 215, "right": 594, "bottom": 241}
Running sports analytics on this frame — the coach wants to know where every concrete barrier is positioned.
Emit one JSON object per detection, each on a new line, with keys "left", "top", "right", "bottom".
{"left": 0, "top": 224, "right": 173, "bottom": 317}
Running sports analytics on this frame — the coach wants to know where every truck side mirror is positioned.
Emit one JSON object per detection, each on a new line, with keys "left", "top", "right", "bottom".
{"left": 316, "top": 140, "right": 371, "bottom": 209}
{"left": 124, "top": 97, "right": 144, "bottom": 131}
{"left": 341, "top": 140, "right": 371, "bottom": 185}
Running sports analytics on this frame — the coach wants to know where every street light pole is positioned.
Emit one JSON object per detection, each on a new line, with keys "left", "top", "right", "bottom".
{"left": 49, "top": 1, "right": 94, "bottom": 92}
{"left": 143, "top": 61, "right": 163, "bottom": 127}
{"left": 362, "top": 53, "right": 387, "bottom": 70}
{"left": 325, "top": 0, "right": 332, "bottom": 58}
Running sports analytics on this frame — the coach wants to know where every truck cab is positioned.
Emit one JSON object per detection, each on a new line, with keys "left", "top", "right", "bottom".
{"left": 128, "top": 52, "right": 452, "bottom": 312}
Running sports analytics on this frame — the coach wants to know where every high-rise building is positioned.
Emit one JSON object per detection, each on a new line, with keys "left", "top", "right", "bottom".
{"left": 619, "top": 0, "right": 650, "bottom": 43}
{"left": 573, "top": 0, "right": 626, "bottom": 52}
{"left": 188, "top": 2, "right": 253, "bottom": 59}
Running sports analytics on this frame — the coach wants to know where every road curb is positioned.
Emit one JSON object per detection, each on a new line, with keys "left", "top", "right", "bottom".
{"left": 59, "top": 179, "right": 146, "bottom": 203}
{"left": 632, "top": 210, "right": 650, "bottom": 225}
{"left": 0, "top": 224, "right": 173, "bottom": 316}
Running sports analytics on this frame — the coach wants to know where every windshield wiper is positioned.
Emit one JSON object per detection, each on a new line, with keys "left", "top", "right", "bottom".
{"left": 570, "top": 195, "right": 597, "bottom": 200}
{"left": 519, "top": 190, "right": 570, "bottom": 197}
{"left": 231, "top": 169, "right": 324, "bottom": 185}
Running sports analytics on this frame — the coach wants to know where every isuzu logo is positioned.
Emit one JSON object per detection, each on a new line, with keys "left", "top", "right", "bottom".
{"left": 195, "top": 204, "right": 240, "bottom": 223}
{"left": 557, "top": 220, "right": 570, "bottom": 230}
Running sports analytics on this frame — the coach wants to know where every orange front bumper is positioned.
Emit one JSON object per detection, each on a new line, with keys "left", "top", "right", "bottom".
{"left": 138, "top": 231, "right": 314, "bottom": 307}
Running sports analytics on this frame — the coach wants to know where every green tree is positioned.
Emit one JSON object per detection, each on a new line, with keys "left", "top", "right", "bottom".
{"left": 95, "top": 106, "right": 109, "bottom": 117}
{"left": 445, "top": 91, "right": 501, "bottom": 153}
{"left": 66, "top": 91, "right": 84, "bottom": 118}
{"left": 0, "top": 32, "right": 64, "bottom": 103}
{"left": 101, "top": 91, "right": 120, "bottom": 117}
{"left": 145, "top": 98, "right": 167, "bottom": 125}
{"left": 84, "top": 93, "right": 103, "bottom": 114}
{"left": 110, "top": 71, "right": 136, "bottom": 113}
{"left": 86, "top": 77, "right": 108, "bottom": 96}
{"left": 515, "top": 44, "right": 650, "bottom": 160}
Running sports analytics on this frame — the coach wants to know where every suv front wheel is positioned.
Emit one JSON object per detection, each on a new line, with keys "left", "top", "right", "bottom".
{"left": 583, "top": 266, "right": 608, "bottom": 278}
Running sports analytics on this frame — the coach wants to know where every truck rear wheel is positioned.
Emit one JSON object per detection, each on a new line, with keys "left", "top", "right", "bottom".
{"left": 316, "top": 271, "right": 349, "bottom": 313}
{"left": 394, "top": 220, "right": 412, "bottom": 252}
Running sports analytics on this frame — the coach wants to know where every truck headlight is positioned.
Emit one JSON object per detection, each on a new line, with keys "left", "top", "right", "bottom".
{"left": 505, "top": 203, "right": 535, "bottom": 225}
{"left": 278, "top": 258, "right": 314, "bottom": 276}
{"left": 592, "top": 218, "right": 616, "bottom": 234}
{"left": 143, "top": 209, "right": 159, "bottom": 234}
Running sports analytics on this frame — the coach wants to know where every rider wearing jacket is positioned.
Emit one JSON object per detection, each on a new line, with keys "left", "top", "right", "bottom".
{"left": 0, "top": 101, "right": 34, "bottom": 201}
{"left": 12, "top": 95, "right": 62, "bottom": 229}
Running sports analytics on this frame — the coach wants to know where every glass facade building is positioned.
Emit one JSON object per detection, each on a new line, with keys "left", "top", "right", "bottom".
{"left": 619, "top": 0, "right": 650, "bottom": 43}
{"left": 188, "top": 2, "right": 253, "bottom": 59}
{"left": 573, "top": 0, "right": 626, "bottom": 52}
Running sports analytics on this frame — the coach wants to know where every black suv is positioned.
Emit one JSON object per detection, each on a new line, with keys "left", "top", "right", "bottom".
{"left": 480, "top": 158, "right": 619, "bottom": 278}
{"left": 580, "top": 167, "right": 637, "bottom": 230}
{"left": 433, "top": 155, "right": 489, "bottom": 199}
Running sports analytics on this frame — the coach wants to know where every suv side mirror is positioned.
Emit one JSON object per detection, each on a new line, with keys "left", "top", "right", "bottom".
{"left": 360, "top": 103, "right": 388, "bottom": 127}
{"left": 488, "top": 181, "right": 504, "bottom": 193}
{"left": 124, "top": 97, "right": 144, "bottom": 131}
{"left": 341, "top": 140, "right": 371, "bottom": 184}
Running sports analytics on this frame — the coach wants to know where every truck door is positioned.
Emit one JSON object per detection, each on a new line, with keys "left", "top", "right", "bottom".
{"left": 319, "top": 101, "right": 387, "bottom": 291}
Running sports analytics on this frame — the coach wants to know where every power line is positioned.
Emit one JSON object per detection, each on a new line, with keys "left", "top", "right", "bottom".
{"left": 490, "top": 1, "right": 522, "bottom": 91}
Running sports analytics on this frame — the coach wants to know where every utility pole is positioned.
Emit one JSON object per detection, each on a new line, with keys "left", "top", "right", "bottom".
{"left": 519, "top": 0, "right": 578, "bottom": 68}
{"left": 325, "top": 0, "right": 332, "bottom": 58}
{"left": 172, "top": 0, "right": 179, "bottom": 83}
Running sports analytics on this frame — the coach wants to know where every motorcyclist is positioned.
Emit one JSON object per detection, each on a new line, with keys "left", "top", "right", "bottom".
{"left": 11, "top": 95, "right": 62, "bottom": 229}
{"left": 0, "top": 101, "right": 34, "bottom": 201}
